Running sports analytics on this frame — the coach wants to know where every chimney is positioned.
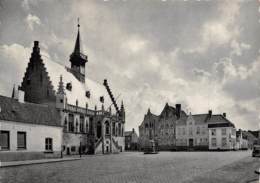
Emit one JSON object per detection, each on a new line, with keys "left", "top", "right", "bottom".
{"left": 18, "top": 88, "right": 25, "bottom": 103}
{"left": 132, "top": 128, "right": 135, "bottom": 133}
{"left": 176, "top": 104, "right": 181, "bottom": 119}
{"left": 12, "top": 86, "right": 24, "bottom": 103}
{"left": 223, "top": 113, "right": 226, "bottom": 118}
{"left": 208, "top": 110, "right": 212, "bottom": 118}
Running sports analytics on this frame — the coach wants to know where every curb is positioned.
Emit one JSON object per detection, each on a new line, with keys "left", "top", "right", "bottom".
{"left": 0, "top": 158, "right": 81, "bottom": 168}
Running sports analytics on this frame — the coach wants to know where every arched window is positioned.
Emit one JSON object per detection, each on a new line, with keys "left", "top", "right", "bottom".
{"left": 118, "top": 123, "right": 121, "bottom": 136}
{"left": 105, "top": 121, "right": 110, "bottom": 135}
{"left": 85, "top": 120, "right": 89, "bottom": 133}
{"left": 80, "top": 116, "right": 84, "bottom": 133}
{"left": 112, "top": 122, "right": 115, "bottom": 135}
{"left": 68, "top": 114, "right": 74, "bottom": 132}
{"left": 97, "top": 121, "right": 102, "bottom": 139}
{"left": 76, "top": 119, "right": 79, "bottom": 133}
{"left": 64, "top": 117, "right": 68, "bottom": 132}
{"left": 121, "top": 125, "right": 124, "bottom": 136}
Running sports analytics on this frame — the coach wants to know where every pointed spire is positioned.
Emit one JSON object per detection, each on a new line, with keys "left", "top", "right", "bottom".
{"left": 73, "top": 18, "right": 81, "bottom": 54}
{"left": 120, "top": 100, "right": 124, "bottom": 111}
{"left": 147, "top": 108, "right": 151, "bottom": 114}
{"left": 57, "top": 75, "right": 65, "bottom": 95}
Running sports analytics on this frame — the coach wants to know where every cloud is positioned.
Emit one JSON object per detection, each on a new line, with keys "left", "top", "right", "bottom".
{"left": 185, "top": 0, "right": 240, "bottom": 54}
{"left": 0, "top": 44, "right": 31, "bottom": 95}
{"left": 0, "top": 0, "right": 259, "bottom": 132}
{"left": 25, "top": 14, "right": 41, "bottom": 30}
{"left": 230, "top": 40, "right": 251, "bottom": 56}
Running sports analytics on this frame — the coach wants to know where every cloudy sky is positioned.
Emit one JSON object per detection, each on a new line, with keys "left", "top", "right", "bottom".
{"left": 0, "top": 0, "right": 259, "bottom": 132}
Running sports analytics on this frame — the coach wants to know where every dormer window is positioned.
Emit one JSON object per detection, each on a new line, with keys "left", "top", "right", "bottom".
{"left": 85, "top": 91, "right": 90, "bottom": 98}
{"left": 66, "top": 83, "right": 72, "bottom": 91}
{"left": 100, "top": 96, "right": 104, "bottom": 103}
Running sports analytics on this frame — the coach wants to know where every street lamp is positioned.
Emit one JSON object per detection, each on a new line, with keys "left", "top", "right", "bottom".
{"left": 79, "top": 136, "right": 82, "bottom": 158}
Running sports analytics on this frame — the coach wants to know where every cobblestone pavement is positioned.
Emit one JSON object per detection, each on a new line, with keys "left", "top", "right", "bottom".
{"left": 0, "top": 151, "right": 257, "bottom": 183}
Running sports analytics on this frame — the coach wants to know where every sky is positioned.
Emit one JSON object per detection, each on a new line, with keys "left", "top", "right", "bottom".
{"left": 0, "top": 0, "right": 259, "bottom": 132}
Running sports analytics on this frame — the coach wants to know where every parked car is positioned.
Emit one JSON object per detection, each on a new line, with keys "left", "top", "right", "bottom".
{"left": 252, "top": 145, "right": 260, "bottom": 157}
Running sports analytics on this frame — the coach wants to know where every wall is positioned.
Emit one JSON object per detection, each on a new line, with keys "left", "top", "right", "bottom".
{"left": 209, "top": 127, "right": 236, "bottom": 150}
{"left": 0, "top": 120, "right": 62, "bottom": 161}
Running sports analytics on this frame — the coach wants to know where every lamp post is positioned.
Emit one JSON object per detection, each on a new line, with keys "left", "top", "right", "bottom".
{"left": 79, "top": 136, "right": 82, "bottom": 158}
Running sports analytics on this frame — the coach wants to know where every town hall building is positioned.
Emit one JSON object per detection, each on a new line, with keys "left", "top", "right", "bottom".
{"left": 0, "top": 22, "right": 125, "bottom": 161}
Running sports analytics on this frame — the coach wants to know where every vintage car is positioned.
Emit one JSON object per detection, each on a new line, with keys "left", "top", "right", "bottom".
{"left": 252, "top": 145, "right": 260, "bottom": 157}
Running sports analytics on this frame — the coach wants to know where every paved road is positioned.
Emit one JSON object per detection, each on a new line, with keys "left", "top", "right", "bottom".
{"left": 0, "top": 151, "right": 258, "bottom": 183}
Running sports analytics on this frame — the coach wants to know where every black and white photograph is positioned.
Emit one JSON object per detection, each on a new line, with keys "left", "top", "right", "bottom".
{"left": 0, "top": 0, "right": 259, "bottom": 182}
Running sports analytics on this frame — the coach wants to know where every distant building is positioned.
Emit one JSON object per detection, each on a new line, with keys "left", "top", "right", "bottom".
{"left": 176, "top": 113, "right": 208, "bottom": 150}
{"left": 156, "top": 103, "right": 187, "bottom": 150}
{"left": 125, "top": 128, "right": 139, "bottom": 151}
{"left": 139, "top": 109, "right": 159, "bottom": 150}
{"left": 0, "top": 93, "right": 62, "bottom": 162}
{"left": 139, "top": 104, "right": 237, "bottom": 151}
{"left": 246, "top": 130, "right": 259, "bottom": 148}
{"left": 236, "top": 130, "right": 248, "bottom": 150}
{"left": 208, "top": 112, "right": 236, "bottom": 150}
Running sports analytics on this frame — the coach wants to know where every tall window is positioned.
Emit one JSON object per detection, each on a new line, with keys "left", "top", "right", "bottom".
{"left": 45, "top": 138, "right": 53, "bottom": 151}
{"left": 105, "top": 121, "right": 110, "bottom": 135}
{"left": 196, "top": 127, "right": 200, "bottom": 135}
{"left": 0, "top": 131, "right": 9, "bottom": 150}
{"left": 64, "top": 118, "right": 68, "bottom": 132}
{"left": 189, "top": 127, "right": 193, "bottom": 135}
{"left": 80, "top": 116, "right": 84, "bottom": 133}
{"left": 202, "top": 126, "right": 206, "bottom": 135}
{"left": 221, "top": 128, "right": 226, "bottom": 136}
{"left": 17, "top": 132, "right": 26, "bottom": 149}
{"left": 112, "top": 122, "right": 115, "bottom": 135}
{"left": 211, "top": 138, "right": 217, "bottom": 147}
{"left": 222, "top": 137, "right": 227, "bottom": 147}
{"left": 211, "top": 129, "right": 216, "bottom": 136}
{"left": 68, "top": 114, "right": 74, "bottom": 132}
{"left": 85, "top": 120, "right": 89, "bottom": 133}
{"left": 118, "top": 123, "right": 121, "bottom": 136}
{"left": 76, "top": 119, "right": 79, "bottom": 133}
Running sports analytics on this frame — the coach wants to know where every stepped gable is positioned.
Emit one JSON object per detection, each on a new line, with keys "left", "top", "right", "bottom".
{"left": 0, "top": 95, "right": 60, "bottom": 127}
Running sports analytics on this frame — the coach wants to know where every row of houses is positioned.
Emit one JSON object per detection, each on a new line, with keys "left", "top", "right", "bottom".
{"left": 138, "top": 103, "right": 258, "bottom": 151}
{"left": 0, "top": 23, "right": 125, "bottom": 162}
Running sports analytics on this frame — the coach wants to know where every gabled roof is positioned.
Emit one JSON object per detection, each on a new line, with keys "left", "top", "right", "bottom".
{"left": 207, "top": 114, "right": 235, "bottom": 128}
{"left": 0, "top": 95, "right": 61, "bottom": 127}
{"left": 176, "top": 116, "right": 188, "bottom": 126}
{"left": 243, "top": 131, "right": 258, "bottom": 140}
{"left": 192, "top": 114, "right": 208, "bottom": 124}
{"left": 248, "top": 131, "right": 259, "bottom": 138}
{"left": 139, "top": 111, "right": 159, "bottom": 127}
{"left": 42, "top": 57, "right": 111, "bottom": 111}
{"left": 159, "top": 103, "right": 187, "bottom": 119}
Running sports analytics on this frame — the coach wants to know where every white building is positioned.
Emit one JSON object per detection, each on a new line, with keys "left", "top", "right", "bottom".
{"left": 208, "top": 113, "right": 236, "bottom": 150}
{"left": 0, "top": 92, "right": 63, "bottom": 162}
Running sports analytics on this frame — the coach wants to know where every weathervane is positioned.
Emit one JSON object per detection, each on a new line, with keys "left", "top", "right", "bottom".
{"left": 77, "top": 17, "right": 80, "bottom": 28}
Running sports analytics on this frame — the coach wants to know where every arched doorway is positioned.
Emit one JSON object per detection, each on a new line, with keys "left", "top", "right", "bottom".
{"left": 97, "top": 121, "right": 102, "bottom": 139}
